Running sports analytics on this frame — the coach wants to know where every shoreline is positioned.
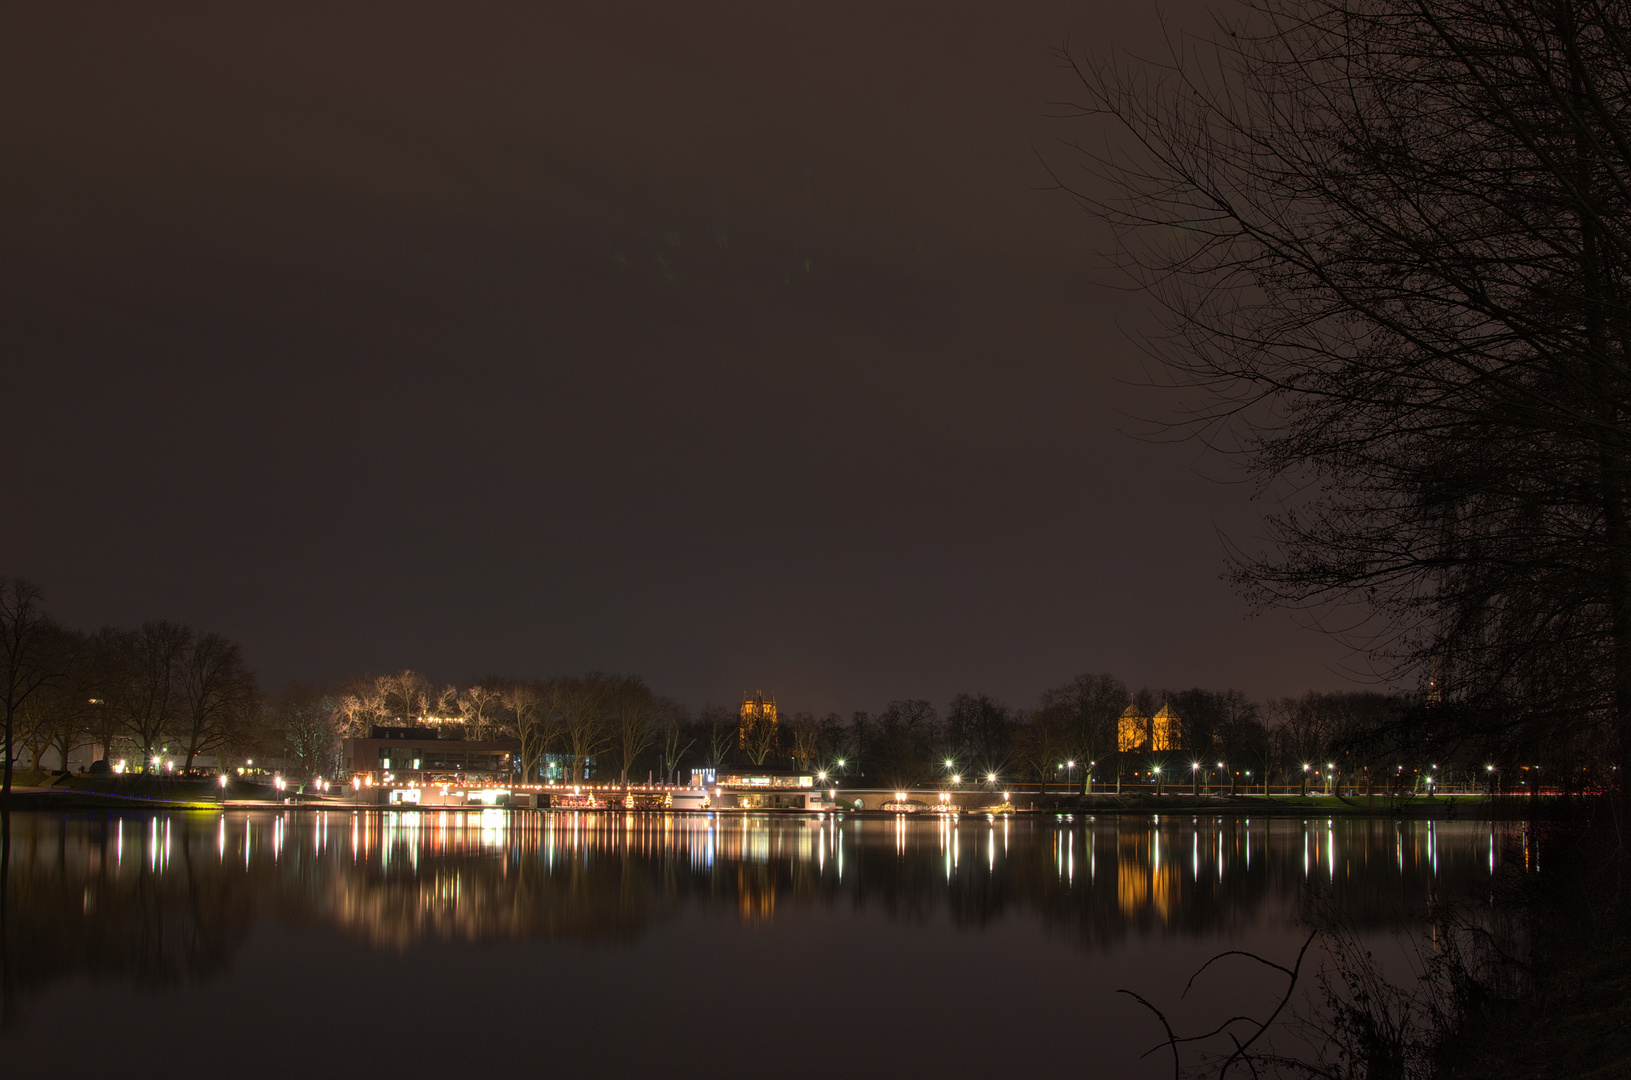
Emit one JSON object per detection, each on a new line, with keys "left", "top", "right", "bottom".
{"left": 0, "top": 786, "right": 1579, "bottom": 820}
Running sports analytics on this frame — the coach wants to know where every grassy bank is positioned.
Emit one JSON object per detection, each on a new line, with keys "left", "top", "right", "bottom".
{"left": 0, "top": 773, "right": 283, "bottom": 810}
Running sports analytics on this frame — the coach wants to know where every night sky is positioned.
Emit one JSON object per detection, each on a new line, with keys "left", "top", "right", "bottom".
{"left": 3, "top": 1, "right": 1355, "bottom": 712}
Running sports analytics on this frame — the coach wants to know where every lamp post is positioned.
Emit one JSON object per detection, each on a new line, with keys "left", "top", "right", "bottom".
{"left": 1086, "top": 760, "right": 1095, "bottom": 795}
{"left": 1153, "top": 765, "right": 1164, "bottom": 796}
{"left": 1300, "top": 763, "right": 1311, "bottom": 797}
{"left": 1191, "top": 761, "right": 1200, "bottom": 797}
{"left": 1066, "top": 760, "right": 1077, "bottom": 794}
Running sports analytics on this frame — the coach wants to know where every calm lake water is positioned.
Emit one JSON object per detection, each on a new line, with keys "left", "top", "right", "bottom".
{"left": 1, "top": 810, "right": 1515, "bottom": 1078}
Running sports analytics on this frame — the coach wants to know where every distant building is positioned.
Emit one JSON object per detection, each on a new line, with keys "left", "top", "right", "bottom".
{"left": 1152, "top": 702, "right": 1181, "bottom": 751}
{"left": 1118, "top": 703, "right": 1150, "bottom": 752}
{"left": 343, "top": 725, "right": 518, "bottom": 786}
{"left": 1118, "top": 701, "right": 1182, "bottom": 753}
{"left": 738, "top": 690, "right": 778, "bottom": 749}
{"left": 706, "top": 767, "right": 827, "bottom": 810}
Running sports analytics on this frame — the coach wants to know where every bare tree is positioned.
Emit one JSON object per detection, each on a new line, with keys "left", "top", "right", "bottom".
{"left": 742, "top": 709, "right": 781, "bottom": 768}
{"left": 334, "top": 678, "right": 388, "bottom": 738}
{"left": 41, "top": 631, "right": 105, "bottom": 775}
{"left": 944, "top": 693, "right": 1015, "bottom": 778}
{"left": 608, "top": 676, "right": 659, "bottom": 788}
{"left": 555, "top": 673, "right": 612, "bottom": 783}
{"left": 271, "top": 683, "right": 341, "bottom": 782}
{"left": 870, "top": 700, "right": 939, "bottom": 787}
{"left": 82, "top": 628, "right": 126, "bottom": 767}
{"left": 656, "top": 700, "right": 694, "bottom": 784}
{"left": 501, "top": 681, "right": 548, "bottom": 781}
{"left": 458, "top": 684, "right": 503, "bottom": 741}
{"left": 13, "top": 697, "right": 53, "bottom": 776}
{"left": 1068, "top": 0, "right": 1631, "bottom": 815}
{"left": 176, "top": 632, "right": 257, "bottom": 772}
{"left": 378, "top": 670, "right": 432, "bottom": 724}
{"left": 16, "top": 633, "right": 102, "bottom": 775}
{"left": 1040, "top": 674, "right": 1127, "bottom": 785}
{"left": 112, "top": 621, "right": 190, "bottom": 772}
{"left": 0, "top": 579, "right": 63, "bottom": 800}
{"left": 700, "top": 705, "right": 737, "bottom": 770}
{"left": 785, "top": 711, "right": 821, "bottom": 772}
{"left": 1011, "top": 709, "right": 1066, "bottom": 794}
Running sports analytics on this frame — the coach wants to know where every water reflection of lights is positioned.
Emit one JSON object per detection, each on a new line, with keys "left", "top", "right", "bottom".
{"left": 20, "top": 812, "right": 1512, "bottom": 954}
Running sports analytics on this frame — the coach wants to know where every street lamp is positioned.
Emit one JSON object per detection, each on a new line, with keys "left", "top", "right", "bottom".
{"left": 1152, "top": 764, "right": 1163, "bottom": 796}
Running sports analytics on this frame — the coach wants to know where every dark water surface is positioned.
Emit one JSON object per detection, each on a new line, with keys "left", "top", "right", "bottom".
{"left": 1, "top": 810, "right": 1513, "bottom": 1078}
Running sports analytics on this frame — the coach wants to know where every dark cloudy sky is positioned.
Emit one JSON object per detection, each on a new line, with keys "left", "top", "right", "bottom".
{"left": 3, "top": 0, "right": 1359, "bottom": 712}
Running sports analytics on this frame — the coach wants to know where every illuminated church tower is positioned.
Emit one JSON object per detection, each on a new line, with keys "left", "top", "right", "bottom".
{"left": 1118, "top": 702, "right": 1150, "bottom": 752}
{"left": 1152, "top": 701, "right": 1181, "bottom": 751}
{"left": 738, "top": 690, "right": 778, "bottom": 749}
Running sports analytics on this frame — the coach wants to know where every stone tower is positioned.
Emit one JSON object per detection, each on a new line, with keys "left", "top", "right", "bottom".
{"left": 1152, "top": 701, "right": 1181, "bottom": 751}
{"left": 1118, "top": 702, "right": 1150, "bottom": 753}
{"left": 738, "top": 691, "right": 778, "bottom": 750}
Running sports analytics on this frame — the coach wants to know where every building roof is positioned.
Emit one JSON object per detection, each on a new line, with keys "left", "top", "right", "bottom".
{"left": 1120, "top": 702, "right": 1148, "bottom": 719}
{"left": 1154, "top": 702, "right": 1177, "bottom": 719}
